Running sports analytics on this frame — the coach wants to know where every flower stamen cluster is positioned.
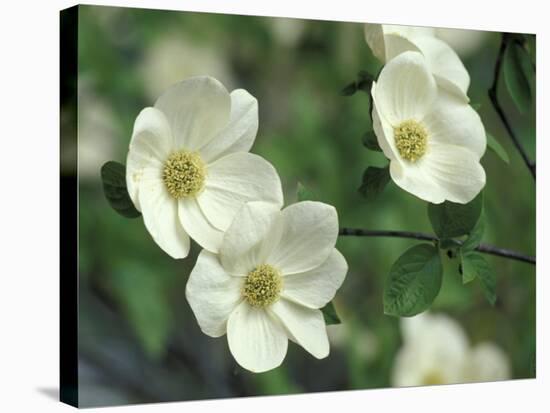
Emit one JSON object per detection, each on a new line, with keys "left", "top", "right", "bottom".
{"left": 163, "top": 151, "right": 206, "bottom": 199}
{"left": 394, "top": 119, "right": 428, "bottom": 162}
{"left": 242, "top": 264, "right": 282, "bottom": 308}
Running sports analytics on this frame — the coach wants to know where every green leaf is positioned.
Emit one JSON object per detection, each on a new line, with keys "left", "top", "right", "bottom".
{"left": 340, "top": 82, "right": 358, "bottom": 96}
{"left": 486, "top": 133, "right": 510, "bottom": 164}
{"left": 321, "top": 301, "right": 341, "bottom": 325}
{"left": 296, "top": 182, "right": 316, "bottom": 202}
{"left": 471, "top": 102, "right": 482, "bottom": 111}
{"left": 341, "top": 70, "right": 374, "bottom": 96}
{"left": 384, "top": 244, "right": 443, "bottom": 317}
{"left": 461, "top": 253, "right": 496, "bottom": 304}
{"left": 101, "top": 161, "right": 141, "bottom": 218}
{"left": 358, "top": 166, "right": 390, "bottom": 200}
{"left": 362, "top": 130, "right": 382, "bottom": 152}
{"left": 503, "top": 40, "right": 534, "bottom": 113}
{"left": 428, "top": 192, "right": 483, "bottom": 239}
{"left": 461, "top": 215, "right": 485, "bottom": 253}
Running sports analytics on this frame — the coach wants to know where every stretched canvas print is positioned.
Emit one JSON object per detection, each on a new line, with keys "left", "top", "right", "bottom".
{"left": 60, "top": 4, "right": 536, "bottom": 408}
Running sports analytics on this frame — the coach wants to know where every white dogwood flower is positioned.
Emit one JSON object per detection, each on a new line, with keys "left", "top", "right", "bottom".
{"left": 371, "top": 51, "right": 486, "bottom": 204}
{"left": 392, "top": 312, "right": 469, "bottom": 386}
{"left": 186, "top": 201, "right": 348, "bottom": 373}
{"left": 392, "top": 313, "right": 511, "bottom": 387}
{"left": 126, "top": 76, "right": 283, "bottom": 258}
{"left": 463, "top": 342, "right": 511, "bottom": 383}
{"left": 364, "top": 23, "right": 470, "bottom": 100}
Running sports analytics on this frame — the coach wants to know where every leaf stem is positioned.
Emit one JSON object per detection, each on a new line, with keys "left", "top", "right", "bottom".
{"left": 338, "top": 228, "right": 535, "bottom": 265}
{"left": 488, "top": 33, "right": 536, "bottom": 180}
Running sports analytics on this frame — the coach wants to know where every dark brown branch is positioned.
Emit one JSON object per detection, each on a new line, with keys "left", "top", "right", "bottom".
{"left": 489, "top": 33, "right": 536, "bottom": 180}
{"left": 339, "top": 228, "right": 535, "bottom": 265}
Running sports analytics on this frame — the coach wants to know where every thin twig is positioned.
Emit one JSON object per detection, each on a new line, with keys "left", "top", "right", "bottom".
{"left": 488, "top": 33, "right": 536, "bottom": 180}
{"left": 339, "top": 228, "right": 535, "bottom": 265}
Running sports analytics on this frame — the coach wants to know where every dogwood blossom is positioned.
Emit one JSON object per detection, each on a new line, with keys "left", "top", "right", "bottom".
{"left": 364, "top": 23, "right": 470, "bottom": 100}
{"left": 392, "top": 313, "right": 510, "bottom": 386}
{"left": 126, "top": 76, "right": 283, "bottom": 258}
{"left": 186, "top": 201, "right": 348, "bottom": 372}
{"left": 371, "top": 51, "right": 486, "bottom": 204}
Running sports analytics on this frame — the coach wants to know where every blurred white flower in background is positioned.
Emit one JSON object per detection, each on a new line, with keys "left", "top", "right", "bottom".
{"left": 126, "top": 76, "right": 283, "bottom": 258}
{"left": 186, "top": 201, "right": 348, "bottom": 373}
{"left": 464, "top": 342, "right": 511, "bottom": 382}
{"left": 140, "top": 33, "right": 235, "bottom": 101}
{"left": 269, "top": 18, "right": 306, "bottom": 48}
{"left": 435, "top": 28, "right": 490, "bottom": 59}
{"left": 371, "top": 51, "right": 486, "bottom": 204}
{"left": 327, "top": 322, "right": 379, "bottom": 362}
{"left": 392, "top": 313, "right": 511, "bottom": 387}
{"left": 78, "top": 79, "right": 118, "bottom": 180}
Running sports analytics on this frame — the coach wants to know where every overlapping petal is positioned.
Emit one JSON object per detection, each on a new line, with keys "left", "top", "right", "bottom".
{"left": 179, "top": 198, "right": 224, "bottom": 253}
{"left": 186, "top": 250, "right": 244, "bottom": 337}
{"left": 266, "top": 201, "right": 339, "bottom": 275}
{"left": 412, "top": 35, "right": 470, "bottom": 100}
{"left": 422, "top": 89, "right": 486, "bottom": 158}
{"left": 219, "top": 201, "right": 281, "bottom": 276}
{"left": 374, "top": 51, "right": 437, "bottom": 125}
{"left": 227, "top": 301, "right": 288, "bottom": 373}
{"left": 270, "top": 299, "right": 329, "bottom": 359}
{"left": 155, "top": 76, "right": 231, "bottom": 152}
{"left": 198, "top": 89, "right": 259, "bottom": 163}
{"left": 126, "top": 107, "right": 172, "bottom": 211}
{"left": 197, "top": 152, "right": 283, "bottom": 231}
{"left": 138, "top": 175, "right": 190, "bottom": 259}
{"left": 281, "top": 249, "right": 347, "bottom": 309}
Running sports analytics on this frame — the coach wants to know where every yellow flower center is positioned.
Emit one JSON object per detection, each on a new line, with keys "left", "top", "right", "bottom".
{"left": 422, "top": 371, "right": 445, "bottom": 386}
{"left": 393, "top": 119, "right": 428, "bottom": 162}
{"left": 162, "top": 151, "right": 206, "bottom": 199}
{"left": 243, "top": 264, "right": 282, "bottom": 308}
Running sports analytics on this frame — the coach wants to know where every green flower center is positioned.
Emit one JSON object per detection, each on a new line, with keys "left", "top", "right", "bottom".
{"left": 162, "top": 151, "right": 206, "bottom": 199}
{"left": 243, "top": 264, "right": 282, "bottom": 308}
{"left": 393, "top": 119, "right": 428, "bottom": 162}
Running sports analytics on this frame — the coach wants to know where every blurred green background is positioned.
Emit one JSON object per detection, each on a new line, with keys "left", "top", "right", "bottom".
{"left": 73, "top": 5, "right": 536, "bottom": 407}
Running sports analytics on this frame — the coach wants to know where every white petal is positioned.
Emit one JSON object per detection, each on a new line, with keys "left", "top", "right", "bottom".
{"left": 423, "top": 143, "right": 486, "bottom": 204}
{"left": 154, "top": 76, "right": 231, "bottom": 152}
{"left": 227, "top": 301, "right": 288, "bottom": 373}
{"left": 371, "top": 82, "right": 402, "bottom": 162}
{"left": 197, "top": 152, "right": 283, "bottom": 232}
{"left": 198, "top": 89, "right": 259, "bottom": 163}
{"left": 381, "top": 25, "right": 436, "bottom": 62}
{"left": 389, "top": 142, "right": 485, "bottom": 204}
{"left": 382, "top": 24, "right": 436, "bottom": 40}
{"left": 282, "top": 249, "right": 348, "bottom": 309}
{"left": 179, "top": 198, "right": 224, "bottom": 253}
{"left": 383, "top": 33, "right": 420, "bottom": 62}
{"left": 186, "top": 250, "right": 243, "bottom": 337}
{"left": 412, "top": 35, "right": 470, "bottom": 101}
{"left": 365, "top": 24, "right": 436, "bottom": 62}
{"left": 374, "top": 51, "right": 437, "bottom": 125}
{"left": 389, "top": 159, "right": 446, "bottom": 204}
{"left": 422, "top": 89, "right": 486, "bottom": 158}
{"left": 126, "top": 107, "right": 173, "bottom": 211}
{"left": 267, "top": 201, "right": 338, "bottom": 275}
{"left": 220, "top": 202, "right": 282, "bottom": 276}
{"left": 364, "top": 24, "right": 386, "bottom": 61}
{"left": 270, "top": 299, "right": 329, "bottom": 359}
{"left": 138, "top": 177, "right": 190, "bottom": 259}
